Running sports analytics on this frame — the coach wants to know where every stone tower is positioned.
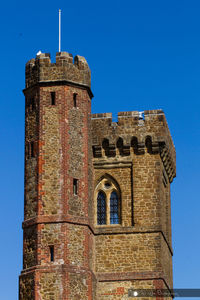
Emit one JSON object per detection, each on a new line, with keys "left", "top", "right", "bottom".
{"left": 20, "top": 51, "right": 176, "bottom": 299}
{"left": 92, "top": 111, "right": 176, "bottom": 298}
{"left": 19, "top": 52, "right": 95, "bottom": 299}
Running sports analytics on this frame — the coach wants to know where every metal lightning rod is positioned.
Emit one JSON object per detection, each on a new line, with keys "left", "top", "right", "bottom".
{"left": 59, "top": 9, "right": 61, "bottom": 52}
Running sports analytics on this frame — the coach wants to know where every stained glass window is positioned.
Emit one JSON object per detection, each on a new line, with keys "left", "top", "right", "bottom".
{"left": 97, "top": 191, "right": 106, "bottom": 225}
{"left": 110, "top": 191, "right": 119, "bottom": 224}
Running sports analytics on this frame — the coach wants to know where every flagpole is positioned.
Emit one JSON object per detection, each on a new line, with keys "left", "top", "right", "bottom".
{"left": 59, "top": 9, "right": 61, "bottom": 52}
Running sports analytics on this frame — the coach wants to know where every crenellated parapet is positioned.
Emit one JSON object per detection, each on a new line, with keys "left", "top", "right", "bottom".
{"left": 25, "top": 52, "right": 91, "bottom": 90}
{"left": 92, "top": 110, "right": 176, "bottom": 182}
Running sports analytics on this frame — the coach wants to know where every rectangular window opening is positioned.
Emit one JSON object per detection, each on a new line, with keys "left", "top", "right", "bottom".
{"left": 26, "top": 144, "right": 30, "bottom": 159}
{"left": 73, "top": 93, "right": 77, "bottom": 107}
{"left": 32, "top": 98, "right": 35, "bottom": 110}
{"left": 49, "top": 246, "right": 54, "bottom": 262}
{"left": 51, "top": 92, "right": 56, "bottom": 105}
{"left": 30, "top": 142, "right": 34, "bottom": 158}
{"left": 73, "top": 178, "right": 78, "bottom": 195}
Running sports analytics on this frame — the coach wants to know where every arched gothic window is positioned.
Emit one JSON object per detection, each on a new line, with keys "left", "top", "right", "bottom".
{"left": 95, "top": 175, "right": 121, "bottom": 226}
{"left": 97, "top": 191, "right": 106, "bottom": 225}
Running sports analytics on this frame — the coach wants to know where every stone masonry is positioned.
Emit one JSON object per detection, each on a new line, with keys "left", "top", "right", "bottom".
{"left": 19, "top": 51, "right": 176, "bottom": 299}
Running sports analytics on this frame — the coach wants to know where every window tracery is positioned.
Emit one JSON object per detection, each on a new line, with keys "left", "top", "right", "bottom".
{"left": 95, "top": 175, "right": 121, "bottom": 226}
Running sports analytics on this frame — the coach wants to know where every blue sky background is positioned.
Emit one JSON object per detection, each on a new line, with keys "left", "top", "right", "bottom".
{"left": 0, "top": 0, "right": 199, "bottom": 299}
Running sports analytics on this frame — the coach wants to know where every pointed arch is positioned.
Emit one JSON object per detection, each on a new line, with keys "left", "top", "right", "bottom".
{"left": 94, "top": 174, "right": 121, "bottom": 225}
{"left": 95, "top": 173, "right": 121, "bottom": 193}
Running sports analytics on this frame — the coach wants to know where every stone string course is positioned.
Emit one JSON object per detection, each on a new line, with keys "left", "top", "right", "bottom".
{"left": 19, "top": 51, "right": 176, "bottom": 299}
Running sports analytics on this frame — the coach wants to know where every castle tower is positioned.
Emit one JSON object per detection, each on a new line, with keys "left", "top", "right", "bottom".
{"left": 19, "top": 52, "right": 95, "bottom": 299}
{"left": 20, "top": 51, "right": 176, "bottom": 299}
{"left": 92, "top": 111, "right": 176, "bottom": 298}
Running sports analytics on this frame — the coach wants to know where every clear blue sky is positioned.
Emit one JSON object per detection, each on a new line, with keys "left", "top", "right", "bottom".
{"left": 0, "top": 0, "right": 199, "bottom": 299}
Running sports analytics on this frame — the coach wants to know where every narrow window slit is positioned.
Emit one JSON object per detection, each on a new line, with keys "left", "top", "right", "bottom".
{"left": 51, "top": 92, "right": 56, "bottom": 105}
{"left": 26, "top": 144, "right": 30, "bottom": 159}
{"left": 32, "top": 98, "right": 35, "bottom": 110}
{"left": 49, "top": 246, "right": 54, "bottom": 262}
{"left": 73, "top": 93, "right": 77, "bottom": 107}
{"left": 30, "top": 142, "right": 34, "bottom": 158}
{"left": 73, "top": 178, "right": 78, "bottom": 195}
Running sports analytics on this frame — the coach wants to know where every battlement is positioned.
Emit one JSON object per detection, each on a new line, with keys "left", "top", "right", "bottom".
{"left": 92, "top": 110, "right": 176, "bottom": 182}
{"left": 92, "top": 110, "right": 173, "bottom": 140}
{"left": 25, "top": 52, "right": 91, "bottom": 89}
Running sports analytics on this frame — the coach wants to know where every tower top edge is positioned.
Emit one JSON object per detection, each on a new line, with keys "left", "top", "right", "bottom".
{"left": 92, "top": 109, "right": 176, "bottom": 154}
{"left": 25, "top": 51, "right": 91, "bottom": 89}
{"left": 92, "top": 110, "right": 164, "bottom": 120}
{"left": 26, "top": 52, "right": 89, "bottom": 69}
